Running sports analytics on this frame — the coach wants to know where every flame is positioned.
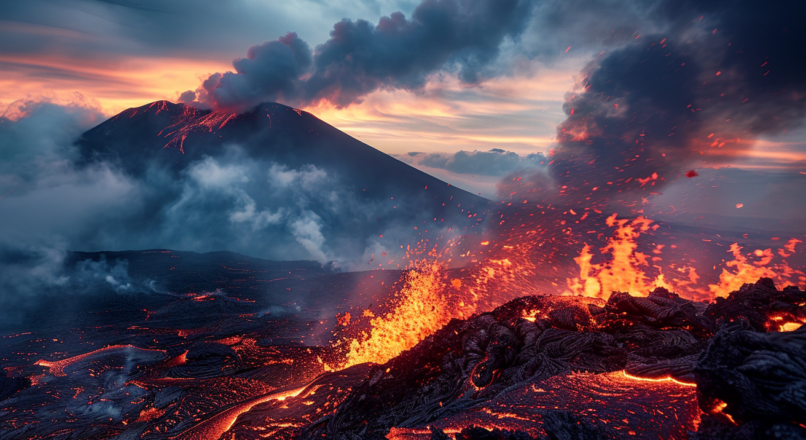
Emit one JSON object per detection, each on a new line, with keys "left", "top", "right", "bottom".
{"left": 708, "top": 243, "right": 794, "bottom": 298}
{"left": 340, "top": 260, "right": 450, "bottom": 368}
{"left": 565, "top": 214, "right": 660, "bottom": 298}
{"left": 565, "top": 214, "right": 805, "bottom": 300}
{"left": 335, "top": 241, "right": 533, "bottom": 370}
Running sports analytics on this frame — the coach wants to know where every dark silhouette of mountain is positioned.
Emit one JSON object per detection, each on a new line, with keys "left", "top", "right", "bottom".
{"left": 73, "top": 101, "right": 489, "bottom": 263}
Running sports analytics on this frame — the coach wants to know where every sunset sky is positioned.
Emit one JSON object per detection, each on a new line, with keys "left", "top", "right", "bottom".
{"left": 2, "top": 0, "right": 804, "bottom": 200}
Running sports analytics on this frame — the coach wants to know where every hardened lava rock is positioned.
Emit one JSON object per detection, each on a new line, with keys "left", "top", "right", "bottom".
{"left": 693, "top": 321, "right": 806, "bottom": 439}
{"left": 704, "top": 277, "right": 806, "bottom": 331}
{"left": 429, "top": 411, "right": 613, "bottom": 440}
{"left": 303, "top": 279, "right": 806, "bottom": 440}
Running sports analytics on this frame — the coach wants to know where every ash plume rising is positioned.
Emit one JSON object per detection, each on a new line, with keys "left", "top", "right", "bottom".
{"left": 196, "top": 0, "right": 533, "bottom": 111}
{"left": 532, "top": 0, "right": 806, "bottom": 210}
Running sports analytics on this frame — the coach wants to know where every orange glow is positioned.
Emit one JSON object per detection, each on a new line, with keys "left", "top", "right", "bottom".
{"left": 781, "top": 322, "right": 804, "bottom": 332}
{"left": 339, "top": 259, "right": 450, "bottom": 368}
{"left": 620, "top": 370, "right": 697, "bottom": 387}
{"left": 35, "top": 345, "right": 166, "bottom": 377}
{"left": 0, "top": 53, "right": 230, "bottom": 116}
{"left": 303, "top": 70, "right": 574, "bottom": 156}
{"left": 335, "top": 240, "right": 533, "bottom": 370}
{"left": 708, "top": 243, "right": 801, "bottom": 298}
{"left": 565, "top": 214, "right": 804, "bottom": 301}
{"left": 169, "top": 385, "right": 308, "bottom": 440}
{"left": 565, "top": 214, "right": 661, "bottom": 298}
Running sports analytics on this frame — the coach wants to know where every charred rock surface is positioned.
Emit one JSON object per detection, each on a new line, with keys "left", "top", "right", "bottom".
{"left": 1, "top": 278, "right": 804, "bottom": 439}
{"left": 693, "top": 322, "right": 806, "bottom": 439}
{"left": 304, "top": 279, "right": 805, "bottom": 439}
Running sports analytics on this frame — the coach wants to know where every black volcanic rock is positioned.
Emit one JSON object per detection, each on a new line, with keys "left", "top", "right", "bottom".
{"left": 303, "top": 281, "right": 805, "bottom": 440}
{"left": 693, "top": 322, "right": 806, "bottom": 438}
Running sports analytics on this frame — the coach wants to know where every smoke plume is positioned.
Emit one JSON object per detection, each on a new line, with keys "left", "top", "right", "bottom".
{"left": 197, "top": 0, "right": 533, "bottom": 111}
{"left": 542, "top": 0, "right": 806, "bottom": 208}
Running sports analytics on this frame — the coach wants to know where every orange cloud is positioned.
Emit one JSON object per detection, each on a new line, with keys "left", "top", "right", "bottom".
{"left": 0, "top": 53, "right": 230, "bottom": 116}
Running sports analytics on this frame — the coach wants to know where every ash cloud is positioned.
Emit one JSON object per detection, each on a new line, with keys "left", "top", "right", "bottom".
{"left": 539, "top": 0, "right": 806, "bottom": 208}
{"left": 197, "top": 0, "right": 534, "bottom": 110}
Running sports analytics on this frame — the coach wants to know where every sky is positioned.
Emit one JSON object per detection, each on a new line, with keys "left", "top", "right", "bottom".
{"left": 0, "top": 0, "right": 805, "bottom": 322}
{"left": 1, "top": 0, "right": 805, "bottom": 246}
{"left": 0, "top": 0, "right": 610, "bottom": 161}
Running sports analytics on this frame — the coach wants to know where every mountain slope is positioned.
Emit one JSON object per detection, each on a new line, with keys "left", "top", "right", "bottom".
{"left": 74, "top": 101, "right": 488, "bottom": 264}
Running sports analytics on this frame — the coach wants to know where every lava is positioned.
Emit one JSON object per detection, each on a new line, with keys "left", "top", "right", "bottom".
{"left": 339, "top": 259, "right": 449, "bottom": 368}
{"left": 170, "top": 385, "right": 308, "bottom": 440}
{"left": 34, "top": 345, "right": 166, "bottom": 377}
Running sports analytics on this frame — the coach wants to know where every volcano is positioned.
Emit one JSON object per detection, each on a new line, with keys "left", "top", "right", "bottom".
{"left": 74, "top": 101, "right": 487, "bottom": 262}
{"left": 2, "top": 101, "right": 805, "bottom": 440}
{"left": 79, "top": 101, "right": 487, "bottom": 207}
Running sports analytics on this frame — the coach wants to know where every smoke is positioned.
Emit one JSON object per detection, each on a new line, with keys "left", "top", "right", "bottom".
{"left": 0, "top": 245, "right": 157, "bottom": 326}
{"left": 541, "top": 0, "right": 806, "bottom": 209}
{"left": 0, "top": 97, "right": 472, "bottom": 315}
{"left": 196, "top": 0, "right": 534, "bottom": 111}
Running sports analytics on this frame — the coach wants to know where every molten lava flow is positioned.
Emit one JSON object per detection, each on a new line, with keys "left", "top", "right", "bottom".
{"left": 340, "top": 260, "right": 449, "bottom": 368}
{"left": 160, "top": 108, "right": 238, "bottom": 153}
{"left": 34, "top": 345, "right": 166, "bottom": 377}
{"left": 620, "top": 370, "right": 697, "bottom": 387}
{"left": 386, "top": 371, "right": 700, "bottom": 440}
{"left": 170, "top": 385, "right": 308, "bottom": 440}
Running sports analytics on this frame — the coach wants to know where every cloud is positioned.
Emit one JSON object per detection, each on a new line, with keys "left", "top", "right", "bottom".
{"left": 195, "top": 0, "right": 534, "bottom": 111}
{"left": 199, "top": 33, "right": 313, "bottom": 110}
{"left": 539, "top": 0, "right": 806, "bottom": 209}
{"left": 0, "top": 245, "right": 155, "bottom": 326}
{"left": 399, "top": 149, "right": 547, "bottom": 177}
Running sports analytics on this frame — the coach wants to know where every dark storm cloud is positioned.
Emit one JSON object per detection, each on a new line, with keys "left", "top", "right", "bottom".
{"left": 198, "top": 0, "right": 534, "bottom": 110}
{"left": 519, "top": 0, "right": 658, "bottom": 60}
{"left": 400, "top": 149, "right": 547, "bottom": 177}
{"left": 543, "top": 0, "right": 806, "bottom": 207}
{"left": 0, "top": 0, "right": 415, "bottom": 59}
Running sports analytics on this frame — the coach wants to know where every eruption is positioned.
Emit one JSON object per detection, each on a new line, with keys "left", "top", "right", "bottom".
{"left": 3, "top": 2, "right": 806, "bottom": 440}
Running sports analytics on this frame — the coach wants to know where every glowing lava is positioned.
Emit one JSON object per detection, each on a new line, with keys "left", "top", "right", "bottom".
{"left": 340, "top": 260, "right": 449, "bottom": 368}
{"left": 169, "top": 385, "right": 308, "bottom": 440}
{"left": 34, "top": 345, "right": 166, "bottom": 377}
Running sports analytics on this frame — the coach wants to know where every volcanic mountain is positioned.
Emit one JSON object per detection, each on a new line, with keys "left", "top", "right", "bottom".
{"left": 75, "top": 100, "right": 488, "bottom": 264}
